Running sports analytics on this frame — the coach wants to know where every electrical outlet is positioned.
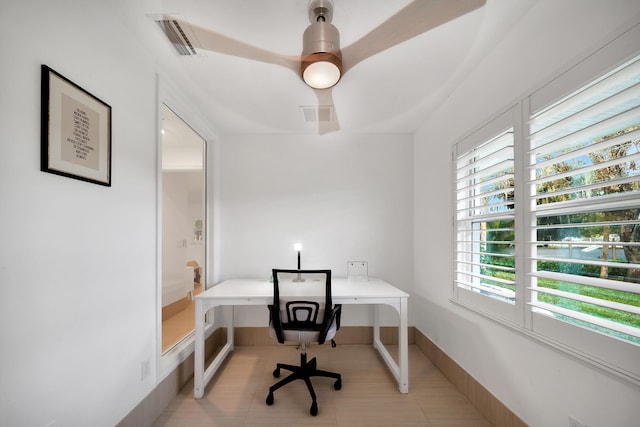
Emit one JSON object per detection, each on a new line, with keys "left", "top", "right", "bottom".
{"left": 569, "top": 415, "right": 586, "bottom": 427}
{"left": 141, "top": 359, "right": 151, "bottom": 381}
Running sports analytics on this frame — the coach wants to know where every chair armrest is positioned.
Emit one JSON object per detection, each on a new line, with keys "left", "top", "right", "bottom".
{"left": 318, "top": 304, "right": 342, "bottom": 344}
{"left": 268, "top": 304, "right": 285, "bottom": 343}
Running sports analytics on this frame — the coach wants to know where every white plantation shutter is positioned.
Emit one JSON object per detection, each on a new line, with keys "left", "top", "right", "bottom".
{"left": 527, "top": 54, "right": 640, "bottom": 343}
{"left": 454, "top": 109, "right": 517, "bottom": 321}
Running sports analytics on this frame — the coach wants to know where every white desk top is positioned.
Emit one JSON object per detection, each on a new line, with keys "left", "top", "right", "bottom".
{"left": 196, "top": 277, "right": 409, "bottom": 300}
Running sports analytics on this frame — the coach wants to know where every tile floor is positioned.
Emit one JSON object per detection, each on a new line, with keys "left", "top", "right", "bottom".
{"left": 152, "top": 344, "right": 491, "bottom": 426}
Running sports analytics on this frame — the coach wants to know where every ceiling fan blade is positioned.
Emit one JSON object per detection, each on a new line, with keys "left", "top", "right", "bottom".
{"left": 161, "top": 17, "right": 301, "bottom": 73}
{"left": 315, "top": 88, "right": 340, "bottom": 134}
{"left": 341, "top": 0, "right": 486, "bottom": 74}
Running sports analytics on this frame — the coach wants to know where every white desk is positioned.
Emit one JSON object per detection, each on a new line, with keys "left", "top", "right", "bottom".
{"left": 194, "top": 278, "right": 409, "bottom": 399}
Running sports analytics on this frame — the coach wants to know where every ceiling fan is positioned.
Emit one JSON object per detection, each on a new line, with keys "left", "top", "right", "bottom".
{"left": 154, "top": 0, "right": 486, "bottom": 134}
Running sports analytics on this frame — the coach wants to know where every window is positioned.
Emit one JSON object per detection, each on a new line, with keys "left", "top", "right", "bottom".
{"left": 454, "top": 109, "right": 517, "bottom": 322}
{"left": 453, "top": 27, "right": 640, "bottom": 385}
{"left": 528, "top": 55, "right": 640, "bottom": 347}
{"left": 193, "top": 217, "right": 204, "bottom": 242}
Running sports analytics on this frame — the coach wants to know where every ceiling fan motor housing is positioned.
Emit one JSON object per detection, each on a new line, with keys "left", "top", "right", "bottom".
{"left": 302, "top": 20, "right": 340, "bottom": 57}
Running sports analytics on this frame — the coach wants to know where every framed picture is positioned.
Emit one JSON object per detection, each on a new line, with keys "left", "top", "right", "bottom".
{"left": 41, "top": 65, "right": 111, "bottom": 186}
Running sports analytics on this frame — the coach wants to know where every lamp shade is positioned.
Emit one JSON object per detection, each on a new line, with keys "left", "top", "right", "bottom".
{"left": 302, "top": 58, "right": 341, "bottom": 89}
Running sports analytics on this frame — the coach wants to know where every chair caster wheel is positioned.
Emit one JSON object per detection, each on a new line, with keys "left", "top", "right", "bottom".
{"left": 266, "top": 392, "right": 274, "bottom": 405}
{"left": 310, "top": 402, "right": 318, "bottom": 416}
{"left": 272, "top": 368, "right": 280, "bottom": 378}
{"left": 334, "top": 379, "right": 342, "bottom": 390}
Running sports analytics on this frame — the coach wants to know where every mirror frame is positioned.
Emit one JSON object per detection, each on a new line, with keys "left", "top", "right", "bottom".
{"left": 156, "top": 76, "right": 215, "bottom": 381}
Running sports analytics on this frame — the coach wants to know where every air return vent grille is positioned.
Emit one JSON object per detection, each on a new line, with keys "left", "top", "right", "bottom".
{"left": 155, "top": 19, "right": 198, "bottom": 56}
{"left": 300, "top": 105, "right": 335, "bottom": 122}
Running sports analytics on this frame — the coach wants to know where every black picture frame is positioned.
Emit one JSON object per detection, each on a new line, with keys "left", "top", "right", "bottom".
{"left": 41, "top": 65, "right": 112, "bottom": 186}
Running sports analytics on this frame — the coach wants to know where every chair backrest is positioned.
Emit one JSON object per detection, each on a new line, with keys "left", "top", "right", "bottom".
{"left": 269, "top": 269, "right": 339, "bottom": 344}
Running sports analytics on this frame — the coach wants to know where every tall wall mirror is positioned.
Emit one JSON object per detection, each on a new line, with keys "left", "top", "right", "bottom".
{"left": 161, "top": 103, "right": 206, "bottom": 354}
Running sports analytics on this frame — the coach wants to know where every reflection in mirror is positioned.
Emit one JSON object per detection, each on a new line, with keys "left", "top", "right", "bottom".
{"left": 161, "top": 104, "right": 206, "bottom": 354}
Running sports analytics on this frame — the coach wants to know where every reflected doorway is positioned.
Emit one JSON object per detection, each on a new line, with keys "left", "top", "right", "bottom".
{"left": 161, "top": 104, "right": 206, "bottom": 353}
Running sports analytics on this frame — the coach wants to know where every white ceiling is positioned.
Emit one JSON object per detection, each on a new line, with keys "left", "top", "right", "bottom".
{"left": 161, "top": 104, "right": 205, "bottom": 171}
{"left": 140, "top": 0, "right": 536, "bottom": 136}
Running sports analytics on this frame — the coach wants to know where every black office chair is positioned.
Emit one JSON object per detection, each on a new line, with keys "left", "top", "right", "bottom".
{"left": 266, "top": 269, "right": 342, "bottom": 416}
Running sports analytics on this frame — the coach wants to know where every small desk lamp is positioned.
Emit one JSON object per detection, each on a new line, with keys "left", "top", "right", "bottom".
{"left": 293, "top": 242, "right": 304, "bottom": 282}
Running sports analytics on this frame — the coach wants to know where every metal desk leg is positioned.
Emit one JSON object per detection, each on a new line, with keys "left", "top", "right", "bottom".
{"left": 372, "top": 300, "right": 409, "bottom": 394}
{"left": 227, "top": 305, "right": 234, "bottom": 352}
{"left": 399, "top": 297, "right": 409, "bottom": 393}
{"left": 194, "top": 300, "right": 205, "bottom": 399}
{"left": 194, "top": 304, "right": 236, "bottom": 399}
{"left": 374, "top": 303, "right": 381, "bottom": 344}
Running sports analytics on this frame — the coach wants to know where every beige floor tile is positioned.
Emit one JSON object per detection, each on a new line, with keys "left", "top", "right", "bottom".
{"left": 428, "top": 420, "right": 492, "bottom": 427}
{"left": 335, "top": 395, "right": 428, "bottom": 426}
{"left": 151, "top": 344, "right": 491, "bottom": 427}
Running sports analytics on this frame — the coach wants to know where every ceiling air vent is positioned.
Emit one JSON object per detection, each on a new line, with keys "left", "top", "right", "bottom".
{"left": 155, "top": 19, "right": 198, "bottom": 56}
{"left": 300, "top": 105, "right": 334, "bottom": 122}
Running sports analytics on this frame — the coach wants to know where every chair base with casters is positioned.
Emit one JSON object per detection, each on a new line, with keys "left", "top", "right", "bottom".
{"left": 265, "top": 342, "right": 342, "bottom": 416}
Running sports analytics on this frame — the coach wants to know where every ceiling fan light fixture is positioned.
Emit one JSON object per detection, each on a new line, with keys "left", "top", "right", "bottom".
{"left": 302, "top": 52, "right": 342, "bottom": 89}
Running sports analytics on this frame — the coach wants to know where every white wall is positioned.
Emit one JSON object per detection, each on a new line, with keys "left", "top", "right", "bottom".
{"left": 162, "top": 172, "right": 190, "bottom": 284}
{"left": 413, "top": 1, "right": 640, "bottom": 426}
{"left": 162, "top": 171, "right": 205, "bottom": 280}
{"left": 161, "top": 171, "right": 204, "bottom": 306}
{"left": 218, "top": 133, "right": 413, "bottom": 326}
{"left": 0, "top": 1, "right": 206, "bottom": 426}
